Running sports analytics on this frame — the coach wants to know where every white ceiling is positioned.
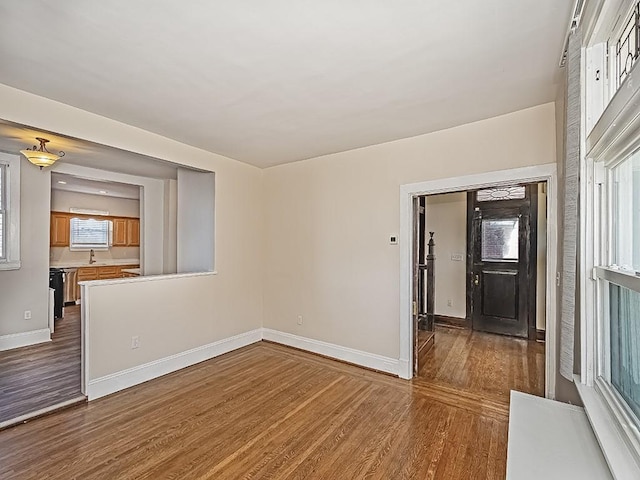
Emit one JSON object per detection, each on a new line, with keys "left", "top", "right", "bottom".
{"left": 52, "top": 173, "right": 141, "bottom": 200}
{"left": 0, "top": 119, "right": 178, "bottom": 179}
{"left": 0, "top": 1, "right": 573, "bottom": 168}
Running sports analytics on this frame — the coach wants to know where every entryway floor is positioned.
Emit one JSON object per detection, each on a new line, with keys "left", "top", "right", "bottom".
{"left": 0, "top": 305, "right": 84, "bottom": 428}
{"left": 417, "top": 325, "right": 545, "bottom": 404}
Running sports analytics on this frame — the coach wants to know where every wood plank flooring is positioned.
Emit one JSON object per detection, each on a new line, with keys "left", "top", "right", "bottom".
{"left": 0, "top": 305, "right": 83, "bottom": 425}
{"left": 417, "top": 329, "right": 435, "bottom": 371}
{"left": 418, "top": 325, "right": 545, "bottom": 404}
{"left": 0, "top": 327, "right": 544, "bottom": 479}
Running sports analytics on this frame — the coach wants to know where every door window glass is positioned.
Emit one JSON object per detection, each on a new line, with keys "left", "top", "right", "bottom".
{"left": 476, "top": 186, "right": 526, "bottom": 202}
{"left": 481, "top": 218, "right": 519, "bottom": 261}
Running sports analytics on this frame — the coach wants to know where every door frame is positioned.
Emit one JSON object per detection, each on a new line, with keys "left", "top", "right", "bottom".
{"left": 399, "top": 163, "right": 558, "bottom": 400}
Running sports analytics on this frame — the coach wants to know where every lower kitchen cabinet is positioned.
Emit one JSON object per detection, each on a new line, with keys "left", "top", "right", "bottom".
{"left": 75, "top": 264, "right": 140, "bottom": 300}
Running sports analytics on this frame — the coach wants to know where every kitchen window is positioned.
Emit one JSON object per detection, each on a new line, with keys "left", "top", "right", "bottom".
{"left": 0, "top": 152, "right": 20, "bottom": 270}
{"left": 69, "top": 217, "right": 113, "bottom": 250}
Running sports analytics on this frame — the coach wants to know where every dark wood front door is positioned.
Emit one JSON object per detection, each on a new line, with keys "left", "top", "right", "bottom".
{"left": 468, "top": 185, "right": 538, "bottom": 339}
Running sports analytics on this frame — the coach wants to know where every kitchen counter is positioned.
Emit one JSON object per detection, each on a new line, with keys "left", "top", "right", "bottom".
{"left": 50, "top": 259, "right": 140, "bottom": 269}
{"left": 121, "top": 268, "right": 141, "bottom": 275}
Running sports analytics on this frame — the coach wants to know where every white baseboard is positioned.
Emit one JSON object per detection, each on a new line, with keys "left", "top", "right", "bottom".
{"left": 262, "top": 328, "right": 399, "bottom": 375}
{"left": 87, "top": 328, "right": 263, "bottom": 400}
{"left": 0, "top": 328, "right": 51, "bottom": 351}
{"left": 398, "top": 359, "right": 412, "bottom": 379}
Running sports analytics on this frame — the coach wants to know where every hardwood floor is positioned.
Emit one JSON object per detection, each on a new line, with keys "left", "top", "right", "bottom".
{"left": 417, "top": 328, "right": 435, "bottom": 371}
{"left": 0, "top": 329, "right": 544, "bottom": 479}
{"left": 0, "top": 305, "right": 83, "bottom": 426}
{"left": 418, "top": 325, "right": 545, "bottom": 404}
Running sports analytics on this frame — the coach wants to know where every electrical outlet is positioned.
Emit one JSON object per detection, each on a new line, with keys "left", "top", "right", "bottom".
{"left": 131, "top": 336, "right": 140, "bottom": 349}
{"left": 297, "top": 315, "right": 303, "bottom": 325}
{"left": 447, "top": 299, "right": 452, "bottom": 307}
{"left": 451, "top": 253, "right": 464, "bottom": 261}
{"left": 24, "top": 310, "right": 32, "bottom": 320}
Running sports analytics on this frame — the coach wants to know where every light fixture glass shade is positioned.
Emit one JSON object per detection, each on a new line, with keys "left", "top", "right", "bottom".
{"left": 20, "top": 149, "right": 60, "bottom": 168}
{"left": 19, "top": 137, "right": 64, "bottom": 169}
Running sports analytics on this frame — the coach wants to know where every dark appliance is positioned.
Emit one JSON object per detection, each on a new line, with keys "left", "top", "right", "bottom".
{"left": 49, "top": 268, "right": 64, "bottom": 319}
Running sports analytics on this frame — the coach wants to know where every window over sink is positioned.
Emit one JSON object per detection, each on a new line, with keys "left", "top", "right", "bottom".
{"left": 69, "top": 217, "right": 113, "bottom": 250}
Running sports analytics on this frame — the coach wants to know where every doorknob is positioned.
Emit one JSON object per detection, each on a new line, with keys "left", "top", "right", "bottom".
{"left": 474, "top": 274, "right": 479, "bottom": 286}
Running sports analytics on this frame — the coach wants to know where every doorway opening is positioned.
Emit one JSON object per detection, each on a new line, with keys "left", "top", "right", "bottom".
{"left": 399, "top": 164, "right": 557, "bottom": 399}
{"left": 411, "top": 181, "right": 547, "bottom": 400}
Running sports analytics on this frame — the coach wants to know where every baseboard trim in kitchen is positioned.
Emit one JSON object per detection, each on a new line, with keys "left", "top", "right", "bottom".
{"left": 86, "top": 328, "right": 263, "bottom": 400}
{"left": 0, "top": 328, "right": 51, "bottom": 352}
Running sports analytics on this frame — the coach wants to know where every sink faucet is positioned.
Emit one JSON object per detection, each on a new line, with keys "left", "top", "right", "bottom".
{"left": 89, "top": 249, "right": 96, "bottom": 264}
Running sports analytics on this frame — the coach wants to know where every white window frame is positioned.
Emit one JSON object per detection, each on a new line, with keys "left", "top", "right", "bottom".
{"left": 69, "top": 217, "right": 113, "bottom": 251}
{"left": 580, "top": 2, "right": 640, "bottom": 474}
{"left": 0, "top": 152, "right": 20, "bottom": 270}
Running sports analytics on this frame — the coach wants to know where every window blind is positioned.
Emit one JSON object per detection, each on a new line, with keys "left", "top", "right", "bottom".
{"left": 70, "top": 217, "right": 111, "bottom": 248}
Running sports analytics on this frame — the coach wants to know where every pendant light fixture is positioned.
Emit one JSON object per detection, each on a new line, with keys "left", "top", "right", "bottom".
{"left": 20, "top": 137, "right": 65, "bottom": 169}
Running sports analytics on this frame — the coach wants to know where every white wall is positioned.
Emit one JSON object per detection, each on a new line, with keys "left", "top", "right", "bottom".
{"left": 51, "top": 189, "right": 140, "bottom": 217}
{"left": 177, "top": 168, "right": 215, "bottom": 273}
{"left": 163, "top": 179, "right": 177, "bottom": 274}
{"left": 0, "top": 156, "right": 50, "bottom": 338}
{"left": 425, "top": 192, "right": 467, "bottom": 318}
{"left": 0, "top": 84, "right": 264, "bottom": 366}
{"left": 84, "top": 274, "right": 260, "bottom": 383}
{"left": 263, "top": 103, "right": 556, "bottom": 360}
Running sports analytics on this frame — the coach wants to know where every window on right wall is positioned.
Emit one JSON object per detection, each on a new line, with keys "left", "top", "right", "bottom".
{"left": 583, "top": 0, "right": 640, "bottom": 471}
{"left": 593, "top": 150, "right": 640, "bottom": 446}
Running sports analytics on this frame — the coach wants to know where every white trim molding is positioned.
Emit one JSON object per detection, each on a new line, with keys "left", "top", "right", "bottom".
{"left": 399, "top": 163, "right": 559, "bottom": 400}
{"left": 262, "top": 328, "right": 400, "bottom": 376}
{"left": 0, "top": 152, "right": 21, "bottom": 271}
{"left": 86, "top": 328, "right": 263, "bottom": 400}
{"left": 575, "top": 377, "right": 640, "bottom": 479}
{"left": 0, "top": 328, "right": 50, "bottom": 351}
{"left": 86, "top": 327, "right": 401, "bottom": 402}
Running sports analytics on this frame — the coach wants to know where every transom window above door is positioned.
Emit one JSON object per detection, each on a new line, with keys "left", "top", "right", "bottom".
{"left": 476, "top": 186, "right": 526, "bottom": 202}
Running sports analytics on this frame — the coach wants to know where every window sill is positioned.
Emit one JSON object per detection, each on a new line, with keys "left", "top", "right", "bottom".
{"left": 574, "top": 375, "right": 640, "bottom": 478}
{"left": 0, "top": 261, "right": 21, "bottom": 271}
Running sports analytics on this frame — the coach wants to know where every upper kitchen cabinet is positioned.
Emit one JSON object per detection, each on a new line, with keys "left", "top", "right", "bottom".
{"left": 112, "top": 218, "right": 128, "bottom": 247}
{"left": 50, "top": 212, "right": 70, "bottom": 247}
{"left": 113, "top": 217, "right": 140, "bottom": 247}
{"left": 127, "top": 218, "right": 140, "bottom": 247}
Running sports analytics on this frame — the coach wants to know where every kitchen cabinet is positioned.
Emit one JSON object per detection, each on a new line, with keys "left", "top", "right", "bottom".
{"left": 98, "top": 266, "right": 118, "bottom": 279}
{"left": 113, "top": 217, "right": 140, "bottom": 247}
{"left": 75, "top": 264, "right": 140, "bottom": 300}
{"left": 127, "top": 218, "right": 140, "bottom": 247}
{"left": 76, "top": 266, "right": 98, "bottom": 299}
{"left": 50, "top": 213, "right": 70, "bottom": 247}
{"left": 113, "top": 218, "right": 128, "bottom": 246}
{"left": 51, "top": 211, "right": 140, "bottom": 248}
